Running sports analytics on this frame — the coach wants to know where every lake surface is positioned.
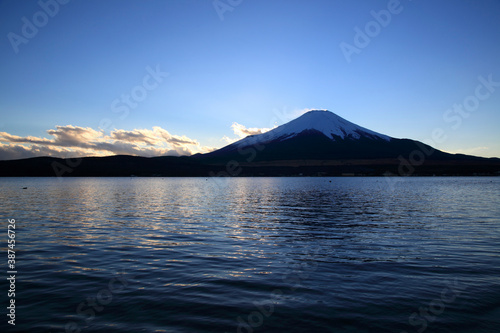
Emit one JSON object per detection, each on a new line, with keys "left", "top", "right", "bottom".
{"left": 1, "top": 177, "right": 499, "bottom": 332}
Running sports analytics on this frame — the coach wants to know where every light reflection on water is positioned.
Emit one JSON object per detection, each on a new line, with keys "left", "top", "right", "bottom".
{"left": 0, "top": 177, "right": 499, "bottom": 332}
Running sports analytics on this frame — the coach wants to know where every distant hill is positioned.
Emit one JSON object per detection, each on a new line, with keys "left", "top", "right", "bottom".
{"left": 1, "top": 110, "right": 499, "bottom": 177}
{"left": 0, "top": 155, "right": 208, "bottom": 177}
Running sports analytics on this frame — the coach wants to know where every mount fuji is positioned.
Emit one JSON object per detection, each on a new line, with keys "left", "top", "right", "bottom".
{"left": 195, "top": 110, "right": 500, "bottom": 176}
{"left": 202, "top": 110, "right": 433, "bottom": 162}
{"left": 1, "top": 110, "right": 499, "bottom": 177}
{"left": 229, "top": 110, "right": 390, "bottom": 146}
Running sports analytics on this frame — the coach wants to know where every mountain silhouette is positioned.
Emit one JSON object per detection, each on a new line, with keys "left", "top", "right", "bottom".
{"left": 1, "top": 110, "right": 499, "bottom": 176}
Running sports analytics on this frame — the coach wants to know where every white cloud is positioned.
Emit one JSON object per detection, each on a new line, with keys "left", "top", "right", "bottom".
{"left": 221, "top": 122, "right": 277, "bottom": 145}
{"left": 221, "top": 135, "right": 238, "bottom": 145}
{"left": 0, "top": 125, "right": 215, "bottom": 160}
{"left": 231, "top": 122, "right": 275, "bottom": 138}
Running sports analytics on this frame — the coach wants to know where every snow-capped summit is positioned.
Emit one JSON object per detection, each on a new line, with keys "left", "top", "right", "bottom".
{"left": 228, "top": 110, "right": 391, "bottom": 149}
{"left": 270, "top": 110, "right": 390, "bottom": 141}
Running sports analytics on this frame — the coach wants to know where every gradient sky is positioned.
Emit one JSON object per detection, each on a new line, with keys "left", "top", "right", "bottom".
{"left": 1, "top": 0, "right": 499, "bottom": 159}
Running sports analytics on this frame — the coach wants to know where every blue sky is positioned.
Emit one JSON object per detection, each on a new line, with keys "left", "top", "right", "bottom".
{"left": 1, "top": 0, "right": 499, "bottom": 159}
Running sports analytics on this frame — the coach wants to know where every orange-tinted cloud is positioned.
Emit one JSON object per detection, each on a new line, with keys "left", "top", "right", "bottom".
{"left": 0, "top": 125, "right": 214, "bottom": 160}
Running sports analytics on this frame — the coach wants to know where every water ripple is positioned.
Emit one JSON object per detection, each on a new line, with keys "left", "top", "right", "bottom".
{"left": 0, "top": 177, "right": 499, "bottom": 332}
